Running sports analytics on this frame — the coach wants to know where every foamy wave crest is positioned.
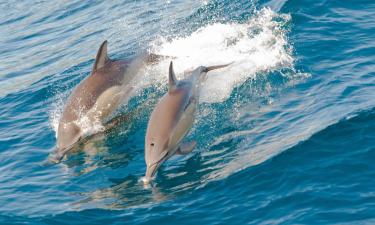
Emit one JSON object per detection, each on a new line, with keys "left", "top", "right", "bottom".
{"left": 146, "top": 8, "right": 293, "bottom": 103}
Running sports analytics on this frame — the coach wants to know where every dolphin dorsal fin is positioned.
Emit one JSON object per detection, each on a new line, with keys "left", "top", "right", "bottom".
{"left": 92, "top": 40, "right": 110, "bottom": 72}
{"left": 169, "top": 61, "right": 178, "bottom": 92}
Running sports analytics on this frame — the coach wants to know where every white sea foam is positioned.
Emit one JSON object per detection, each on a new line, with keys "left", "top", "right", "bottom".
{"left": 143, "top": 8, "right": 293, "bottom": 103}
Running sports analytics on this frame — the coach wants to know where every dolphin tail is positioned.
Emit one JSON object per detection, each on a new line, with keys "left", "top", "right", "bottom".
{"left": 205, "top": 62, "right": 233, "bottom": 72}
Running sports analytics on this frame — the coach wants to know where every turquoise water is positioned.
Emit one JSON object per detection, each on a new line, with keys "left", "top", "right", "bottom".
{"left": 1, "top": 0, "right": 374, "bottom": 224}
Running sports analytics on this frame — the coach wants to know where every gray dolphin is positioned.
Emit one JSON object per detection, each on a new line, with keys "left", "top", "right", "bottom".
{"left": 50, "top": 40, "right": 162, "bottom": 163}
{"left": 144, "top": 61, "right": 230, "bottom": 183}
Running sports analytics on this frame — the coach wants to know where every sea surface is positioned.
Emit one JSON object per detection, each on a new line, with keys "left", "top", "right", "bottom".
{"left": 0, "top": 0, "right": 374, "bottom": 224}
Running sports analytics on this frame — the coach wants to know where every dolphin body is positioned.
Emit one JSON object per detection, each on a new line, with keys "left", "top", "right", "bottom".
{"left": 50, "top": 40, "right": 159, "bottom": 163}
{"left": 144, "top": 61, "right": 230, "bottom": 183}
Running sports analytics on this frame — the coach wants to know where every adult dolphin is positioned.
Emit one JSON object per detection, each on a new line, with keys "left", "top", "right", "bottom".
{"left": 50, "top": 40, "right": 162, "bottom": 163}
{"left": 144, "top": 61, "right": 230, "bottom": 183}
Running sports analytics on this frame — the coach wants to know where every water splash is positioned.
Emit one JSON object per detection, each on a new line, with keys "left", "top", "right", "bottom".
{"left": 50, "top": 93, "right": 105, "bottom": 139}
{"left": 146, "top": 8, "right": 293, "bottom": 103}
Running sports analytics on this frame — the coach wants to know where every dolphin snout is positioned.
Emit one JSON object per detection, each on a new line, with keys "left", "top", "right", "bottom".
{"left": 47, "top": 148, "right": 65, "bottom": 164}
{"left": 48, "top": 142, "right": 77, "bottom": 164}
{"left": 144, "top": 163, "right": 160, "bottom": 183}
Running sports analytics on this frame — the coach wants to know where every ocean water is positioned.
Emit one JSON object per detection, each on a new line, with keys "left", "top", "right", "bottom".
{"left": 0, "top": 0, "right": 374, "bottom": 224}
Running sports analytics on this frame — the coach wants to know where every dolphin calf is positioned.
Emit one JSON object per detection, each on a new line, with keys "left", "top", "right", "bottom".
{"left": 144, "top": 61, "right": 230, "bottom": 183}
{"left": 50, "top": 40, "right": 161, "bottom": 163}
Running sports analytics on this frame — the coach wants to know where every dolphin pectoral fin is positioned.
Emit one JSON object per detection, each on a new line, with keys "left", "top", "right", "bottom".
{"left": 168, "top": 61, "right": 178, "bottom": 93}
{"left": 176, "top": 141, "right": 196, "bottom": 155}
{"left": 92, "top": 40, "right": 111, "bottom": 72}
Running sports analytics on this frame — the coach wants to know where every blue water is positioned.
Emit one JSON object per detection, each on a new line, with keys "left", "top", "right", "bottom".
{"left": 1, "top": 0, "right": 374, "bottom": 224}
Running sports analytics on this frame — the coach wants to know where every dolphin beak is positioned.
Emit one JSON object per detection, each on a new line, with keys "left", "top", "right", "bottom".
{"left": 144, "top": 162, "right": 160, "bottom": 184}
{"left": 48, "top": 143, "right": 76, "bottom": 164}
{"left": 49, "top": 137, "right": 82, "bottom": 164}
{"left": 48, "top": 148, "right": 65, "bottom": 164}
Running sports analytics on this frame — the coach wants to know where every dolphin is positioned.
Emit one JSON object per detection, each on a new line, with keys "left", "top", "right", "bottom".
{"left": 144, "top": 61, "right": 230, "bottom": 183}
{"left": 50, "top": 40, "right": 162, "bottom": 163}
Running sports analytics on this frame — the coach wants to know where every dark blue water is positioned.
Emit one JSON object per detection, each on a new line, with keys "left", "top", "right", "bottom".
{"left": 1, "top": 0, "right": 374, "bottom": 224}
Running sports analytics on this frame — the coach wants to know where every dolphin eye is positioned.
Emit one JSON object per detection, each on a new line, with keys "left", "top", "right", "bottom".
{"left": 150, "top": 143, "right": 154, "bottom": 147}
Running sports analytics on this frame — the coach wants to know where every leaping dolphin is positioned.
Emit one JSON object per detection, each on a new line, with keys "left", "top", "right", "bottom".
{"left": 144, "top": 61, "right": 230, "bottom": 183}
{"left": 50, "top": 40, "right": 162, "bottom": 163}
